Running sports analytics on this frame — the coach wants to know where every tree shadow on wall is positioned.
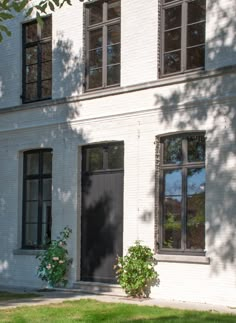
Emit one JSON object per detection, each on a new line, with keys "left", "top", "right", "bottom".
{"left": 0, "top": 32, "right": 87, "bottom": 283}
{"left": 154, "top": 0, "right": 236, "bottom": 274}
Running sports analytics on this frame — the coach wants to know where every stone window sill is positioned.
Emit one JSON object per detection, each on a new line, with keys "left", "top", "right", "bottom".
{"left": 13, "top": 249, "right": 42, "bottom": 256}
{"left": 155, "top": 254, "right": 210, "bottom": 264}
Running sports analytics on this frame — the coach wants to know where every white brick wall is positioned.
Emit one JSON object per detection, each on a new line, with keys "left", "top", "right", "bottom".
{"left": 0, "top": 0, "right": 236, "bottom": 307}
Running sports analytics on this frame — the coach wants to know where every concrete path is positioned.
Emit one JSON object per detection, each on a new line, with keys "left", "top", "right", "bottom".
{"left": 0, "top": 287, "right": 236, "bottom": 315}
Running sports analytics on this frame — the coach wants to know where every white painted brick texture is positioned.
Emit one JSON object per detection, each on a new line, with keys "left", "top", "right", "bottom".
{"left": 0, "top": 0, "right": 235, "bottom": 307}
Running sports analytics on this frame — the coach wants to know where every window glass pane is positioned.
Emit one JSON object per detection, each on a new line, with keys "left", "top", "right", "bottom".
{"left": 187, "top": 167, "right": 205, "bottom": 250}
{"left": 26, "top": 64, "right": 38, "bottom": 83}
{"left": 164, "top": 51, "right": 181, "bottom": 74}
{"left": 41, "top": 16, "right": 52, "bottom": 39}
{"left": 89, "top": 48, "right": 103, "bottom": 69}
{"left": 43, "top": 151, "right": 52, "bottom": 174}
{"left": 187, "top": 168, "right": 205, "bottom": 195}
{"left": 43, "top": 179, "right": 52, "bottom": 200}
{"left": 108, "top": 144, "right": 124, "bottom": 169}
{"left": 41, "top": 42, "right": 52, "bottom": 62}
{"left": 89, "top": 29, "right": 103, "bottom": 49}
{"left": 165, "top": 28, "right": 181, "bottom": 52}
{"left": 187, "top": 195, "right": 205, "bottom": 250}
{"left": 88, "top": 68, "right": 102, "bottom": 89}
{"left": 41, "top": 223, "right": 51, "bottom": 245}
{"left": 25, "top": 23, "right": 37, "bottom": 43}
{"left": 26, "top": 180, "right": 39, "bottom": 200}
{"left": 187, "top": 22, "right": 205, "bottom": 47}
{"left": 41, "top": 79, "right": 52, "bottom": 98}
{"left": 164, "top": 169, "right": 182, "bottom": 196}
{"left": 188, "top": 0, "right": 206, "bottom": 24}
{"left": 24, "top": 224, "right": 38, "bottom": 247}
{"left": 26, "top": 153, "right": 39, "bottom": 175}
{"left": 42, "top": 201, "right": 52, "bottom": 224}
{"left": 163, "top": 199, "right": 181, "bottom": 249}
{"left": 41, "top": 61, "right": 52, "bottom": 80}
{"left": 107, "top": 44, "right": 120, "bottom": 65}
{"left": 163, "top": 137, "right": 182, "bottom": 164}
{"left": 89, "top": 2, "right": 103, "bottom": 25}
{"left": 187, "top": 45, "right": 205, "bottom": 69}
{"left": 108, "top": 0, "right": 121, "bottom": 20}
{"left": 107, "top": 24, "right": 120, "bottom": 45}
{"left": 165, "top": 6, "right": 181, "bottom": 30}
{"left": 88, "top": 147, "right": 103, "bottom": 171}
{"left": 25, "top": 83, "right": 38, "bottom": 101}
{"left": 26, "top": 46, "right": 37, "bottom": 65}
{"left": 188, "top": 135, "right": 205, "bottom": 162}
{"left": 107, "top": 64, "right": 120, "bottom": 86}
{"left": 25, "top": 201, "right": 38, "bottom": 222}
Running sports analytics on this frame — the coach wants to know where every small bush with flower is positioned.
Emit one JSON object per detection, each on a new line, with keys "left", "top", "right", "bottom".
{"left": 114, "top": 240, "right": 159, "bottom": 298}
{"left": 36, "top": 226, "right": 72, "bottom": 288}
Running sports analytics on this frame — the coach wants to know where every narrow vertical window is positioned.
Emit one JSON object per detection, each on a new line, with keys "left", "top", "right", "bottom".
{"left": 159, "top": 134, "right": 205, "bottom": 254}
{"left": 85, "top": 0, "right": 121, "bottom": 90}
{"left": 22, "top": 149, "right": 52, "bottom": 248}
{"left": 161, "top": 0, "right": 206, "bottom": 76}
{"left": 22, "top": 16, "right": 52, "bottom": 102}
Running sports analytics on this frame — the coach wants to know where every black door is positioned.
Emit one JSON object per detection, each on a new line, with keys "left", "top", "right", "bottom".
{"left": 81, "top": 142, "right": 124, "bottom": 283}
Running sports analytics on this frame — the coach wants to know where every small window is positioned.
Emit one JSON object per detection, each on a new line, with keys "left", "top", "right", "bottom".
{"left": 85, "top": 0, "right": 121, "bottom": 90}
{"left": 158, "top": 133, "right": 205, "bottom": 254}
{"left": 22, "top": 16, "right": 52, "bottom": 103}
{"left": 160, "top": 0, "right": 206, "bottom": 76}
{"left": 22, "top": 149, "right": 52, "bottom": 248}
{"left": 84, "top": 143, "right": 124, "bottom": 172}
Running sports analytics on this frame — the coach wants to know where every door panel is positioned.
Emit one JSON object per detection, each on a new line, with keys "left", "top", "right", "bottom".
{"left": 81, "top": 143, "right": 124, "bottom": 283}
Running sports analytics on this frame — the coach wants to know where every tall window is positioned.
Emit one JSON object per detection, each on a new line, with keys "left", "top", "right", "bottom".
{"left": 160, "top": 0, "right": 206, "bottom": 76}
{"left": 85, "top": 0, "right": 121, "bottom": 90}
{"left": 22, "top": 16, "right": 52, "bottom": 103}
{"left": 158, "top": 134, "right": 205, "bottom": 254}
{"left": 22, "top": 149, "right": 52, "bottom": 249}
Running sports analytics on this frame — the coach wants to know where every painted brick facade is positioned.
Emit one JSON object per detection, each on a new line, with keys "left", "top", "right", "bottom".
{"left": 0, "top": 0, "right": 236, "bottom": 306}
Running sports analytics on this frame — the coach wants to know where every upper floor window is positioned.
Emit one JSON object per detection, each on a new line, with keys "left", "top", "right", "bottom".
{"left": 158, "top": 133, "right": 205, "bottom": 254}
{"left": 22, "top": 16, "right": 52, "bottom": 103}
{"left": 85, "top": 0, "right": 121, "bottom": 90}
{"left": 22, "top": 149, "right": 52, "bottom": 248}
{"left": 160, "top": 0, "right": 206, "bottom": 76}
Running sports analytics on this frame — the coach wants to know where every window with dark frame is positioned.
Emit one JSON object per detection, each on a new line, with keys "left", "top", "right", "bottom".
{"left": 160, "top": 0, "right": 206, "bottom": 76}
{"left": 85, "top": 0, "right": 121, "bottom": 90}
{"left": 22, "top": 149, "right": 52, "bottom": 249}
{"left": 22, "top": 16, "right": 52, "bottom": 103}
{"left": 158, "top": 133, "right": 205, "bottom": 254}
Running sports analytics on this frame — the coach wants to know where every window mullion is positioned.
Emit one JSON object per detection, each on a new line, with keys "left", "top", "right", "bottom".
{"left": 181, "top": 1, "right": 187, "bottom": 72}
{"left": 103, "top": 25, "right": 107, "bottom": 87}
{"left": 182, "top": 166, "right": 187, "bottom": 251}
{"left": 182, "top": 138, "right": 188, "bottom": 250}
{"left": 38, "top": 152, "right": 43, "bottom": 246}
{"left": 37, "top": 42, "right": 42, "bottom": 100}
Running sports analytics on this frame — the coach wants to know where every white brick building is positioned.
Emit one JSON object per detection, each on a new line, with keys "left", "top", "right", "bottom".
{"left": 0, "top": 0, "right": 236, "bottom": 306}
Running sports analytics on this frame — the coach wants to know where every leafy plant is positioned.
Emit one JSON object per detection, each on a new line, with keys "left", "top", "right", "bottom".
{"left": 36, "top": 226, "right": 72, "bottom": 288}
{"left": 0, "top": 0, "right": 91, "bottom": 42}
{"left": 114, "top": 241, "right": 159, "bottom": 298}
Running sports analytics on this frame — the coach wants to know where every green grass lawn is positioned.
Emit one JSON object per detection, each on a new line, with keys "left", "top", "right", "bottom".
{"left": 0, "top": 291, "right": 40, "bottom": 301}
{"left": 0, "top": 299, "right": 235, "bottom": 322}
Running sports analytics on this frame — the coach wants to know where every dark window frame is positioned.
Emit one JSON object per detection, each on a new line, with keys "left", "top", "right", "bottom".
{"left": 85, "top": 0, "right": 121, "bottom": 91}
{"left": 160, "top": 0, "right": 206, "bottom": 77}
{"left": 157, "top": 132, "right": 206, "bottom": 256}
{"left": 22, "top": 15, "right": 52, "bottom": 103}
{"left": 22, "top": 149, "right": 52, "bottom": 249}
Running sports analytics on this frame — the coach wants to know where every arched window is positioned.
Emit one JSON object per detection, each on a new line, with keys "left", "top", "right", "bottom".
{"left": 157, "top": 133, "right": 205, "bottom": 254}
{"left": 22, "top": 149, "right": 52, "bottom": 249}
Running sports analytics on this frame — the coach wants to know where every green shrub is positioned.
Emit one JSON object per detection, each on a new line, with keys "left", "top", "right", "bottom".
{"left": 36, "top": 226, "right": 72, "bottom": 288}
{"left": 114, "top": 241, "right": 159, "bottom": 298}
